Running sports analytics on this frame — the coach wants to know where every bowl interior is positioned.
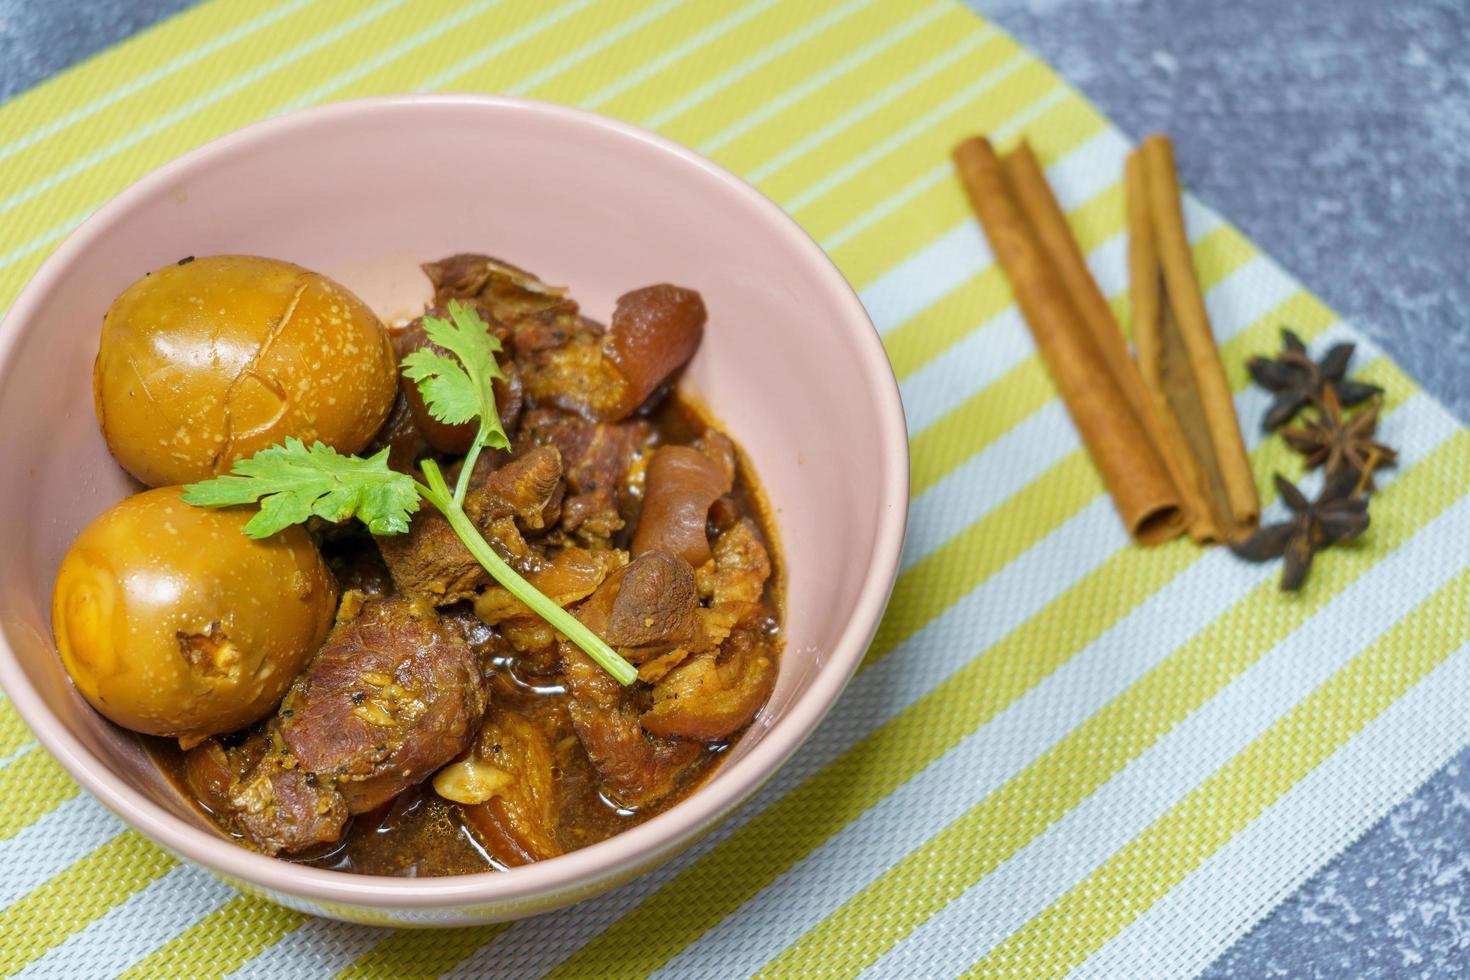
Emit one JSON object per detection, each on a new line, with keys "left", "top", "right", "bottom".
{"left": 0, "top": 96, "right": 905, "bottom": 911}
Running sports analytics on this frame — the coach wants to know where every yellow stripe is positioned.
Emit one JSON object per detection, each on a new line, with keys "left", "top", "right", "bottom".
{"left": 0, "top": 0, "right": 422, "bottom": 232}
{"left": 0, "top": 0, "right": 470, "bottom": 303}
{"left": 787, "top": 63, "right": 1057, "bottom": 241}
{"left": 0, "top": 749, "right": 80, "bottom": 839}
{"left": 707, "top": 6, "right": 990, "bottom": 177}
{"left": 0, "top": 0, "right": 317, "bottom": 162}
{"left": 545, "top": 300, "right": 1337, "bottom": 978}
{"left": 121, "top": 895, "right": 306, "bottom": 980}
{"left": 0, "top": 833, "right": 176, "bottom": 974}
{"left": 0, "top": 700, "right": 35, "bottom": 761}
{"left": 337, "top": 923, "right": 511, "bottom": 979}
{"left": 761, "top": 384, "right": 1456, "bottom": 979}
{"left": 883, "top": 185, "right": 1134, "bottom": 382}
{"left": 431, "top": 0, "right": 681, "bottom": 97}
{"left": 827, "top": 95, "right": 1108, "bottom": 285}
{"left": 509, "top": 0, "right": 705, "bottom": 101}
{"left": 758, "top": 32, "right": 1024, "bottom": 203}
{"left": 652, "top": 0, "right": 934, "bottom": 146}
{"left": 0, "top": 0, "right": 349, "bottom": 196}
{"left": 972, "top": 568, "right": 1470, "bottom": 978}
{"left": 563, "top": 0, "right": 851, "bottom": 118}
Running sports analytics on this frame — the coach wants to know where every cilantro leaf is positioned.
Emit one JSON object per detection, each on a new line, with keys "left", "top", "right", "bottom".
{"left": 400, "top": 301, "right": 510, "bottom": 451}
{"left": 181, "top": 438, "right": 420, "bottom": 539}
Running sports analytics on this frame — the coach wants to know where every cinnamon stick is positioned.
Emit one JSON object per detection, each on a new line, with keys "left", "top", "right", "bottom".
{"left": 952, "top": 136, "right": 1185, "bottom": 544}
{"left": 1140, "top": 135, "right": 1259, "bottom": 533}
{"left": 1003, "top": 141, "right": 1195, "bottom": 532}
{"left": 1125, "top": 151, "right": 1221, "bottom": 542}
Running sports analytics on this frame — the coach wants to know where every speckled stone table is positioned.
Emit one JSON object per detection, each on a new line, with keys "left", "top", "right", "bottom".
{"left": 4, "top": 1, "right": 1467, "bottom": 975}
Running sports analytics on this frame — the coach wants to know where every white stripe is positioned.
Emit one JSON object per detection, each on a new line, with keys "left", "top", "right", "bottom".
{"left": 0, "top": 795, "right": 124, "bottom": 907}
{"left": 902, "top": 401, "right": 1073, "bottom": 567}
{"left": 641, "top": 0, "right": 882, "bottom": 131}
{"left": 503, "top": 0, "right": 692, "bottom": 97}
{"left": 412, "top": 0, "right": 596, "bottom": 92}
{"left": 19, "top": 865, "right": 235, "bottom": 978}
{"left": 0, "top": 0, "right": 414, "bottom": 219}
{"left": 580, "top": 0, "right": 787, "bottom": 111}
{"left": 272, "top": 0, "right": 511, "bottom": 114}
{"left": 858, "top": 127, "right": 1129, "bottom": 334}
{"left": 0, "top": 0, "right": 586, "bottom": 274}
{"left": 746, "top": 28, "right": 999, "bottom": 186}
{"left": 0, "top": 0, "right": 321, "bottom": 163}
{"left": 866, "top": 400, "right": 1463, "bottom": 979}
{"left": 227, "top": 918, "right": 388, "bottom": 979}
{"left": 0, "top": 738, "right": 36, "bottom": 771}
{"left": 781, "top": 50, "right": 1043, "bottom": 214}
{"left": 820, "top": 83, "right": 1071, "bottom": 253}
{"left": 696, "top": 0, "right": 951, "bottom": 154}
{"left": 657, "top": 351, "right": 1446, "bottom": 980}
{"left": 1078, "top": 641, "right": 1470, "bottom": 979}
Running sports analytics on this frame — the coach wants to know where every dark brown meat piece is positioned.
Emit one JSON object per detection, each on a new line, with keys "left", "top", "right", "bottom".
{"left": 183, "top": 732, "right": 349, "bottom": 856}
{"left": 229, "top": 750, "right": 350, "bottom": 855}
{"left": 560, "top": 489, "right": 625, "bottom": 541}
{"left": 375, "top": 447, "right": 565, "bottom": 604}
{"left": 463, "top": 444, "right": 564, "bottom": 532}
{"left": 632, "top": 444, "right": 733, "bottom": 567}
{"left": 516, "top": 408, "right": 650, "bottom": 507}
{"left": 327, "top": 537, "right": 395, "bottom": 599}
{"left": 695, "top": 517, "right": 773, "bottom": 605}
{"left": 277, "top": 595, "right": 487, "bottom": 813}
{"left": 605, "top": 550, "right": 698, "bottom": 650}
{"left": 421, "top": 254, "right": 579, "bottom": 328}
{"left": 375, "top": 506, "right": 489, "bottom": 606}
{"left": 641, "top": 627, "right": 777, "bottom": 742}
{"left": 183, "top": 733, "right": 268, "bottom": 815}
{"left": 602, "top": 285, "right": 705, "bottom": 417}
{"left": 517, "top": 284, "right": 705, "bottom": 422}
{"left": 395, "top": 311, "right": 522, "bottom": 454}
{"left": 560, "top": 557, "right": 704, "bottom": 808}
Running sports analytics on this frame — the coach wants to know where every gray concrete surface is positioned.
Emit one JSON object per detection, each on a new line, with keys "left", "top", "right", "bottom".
{"left": 3, "top": 0, "right": 1469, "bottom": 975}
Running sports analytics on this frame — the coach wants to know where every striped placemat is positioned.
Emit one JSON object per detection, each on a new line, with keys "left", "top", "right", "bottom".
{"left": 2, "top": 1, "right": 1467, "bottom": 976}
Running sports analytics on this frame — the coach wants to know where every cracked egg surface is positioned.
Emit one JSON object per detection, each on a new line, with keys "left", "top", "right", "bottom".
{"left": 93, "top": 255, "right": 398, "bottom": 487}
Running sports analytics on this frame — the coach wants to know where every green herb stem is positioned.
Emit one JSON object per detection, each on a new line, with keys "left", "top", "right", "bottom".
{"left": 418, "top": 459, "right": 637, "bottom": 686}
{"left": 453, "top": 421, "right": 488, "bottom": 508}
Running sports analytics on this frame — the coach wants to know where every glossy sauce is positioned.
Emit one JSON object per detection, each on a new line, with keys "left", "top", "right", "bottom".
{"left": 147, "top": 393, "right": 782, "bottom": 876}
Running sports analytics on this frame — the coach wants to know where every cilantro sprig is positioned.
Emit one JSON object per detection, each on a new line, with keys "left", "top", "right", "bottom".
{"left": 182, "top": 301, "right": 637, "bottom": 686}
{"left": 400, "top": 301, "right": 511, "bottom": 507}
{"left": 181, "top": 439, "right": 420, "bottom": 537}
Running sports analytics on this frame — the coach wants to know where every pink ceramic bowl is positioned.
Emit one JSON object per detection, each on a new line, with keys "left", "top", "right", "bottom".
{"left": 0, "top": 95, "right": 907, "bottom": 925}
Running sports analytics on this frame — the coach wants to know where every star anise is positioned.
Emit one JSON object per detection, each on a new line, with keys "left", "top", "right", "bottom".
{"left": 1247, "top": 329, "right": 1383, "bottom": 430}
{"left": 1231, "top": 470, "right": 1369, "bottom": 591}
{"left": 1280, "top": 387, "right": 1397, "bottom": 490}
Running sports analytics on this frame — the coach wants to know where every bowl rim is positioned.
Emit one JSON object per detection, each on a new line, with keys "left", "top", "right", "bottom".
{"left": 0, "top": 93, "right": 909, "bottom": 911}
